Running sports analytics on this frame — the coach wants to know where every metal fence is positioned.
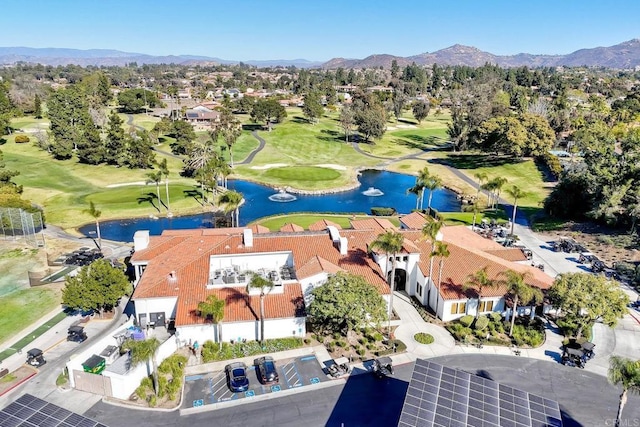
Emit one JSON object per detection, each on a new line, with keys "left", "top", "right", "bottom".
{"left": 0, "top": 207, "right": 45, "bottom": 247}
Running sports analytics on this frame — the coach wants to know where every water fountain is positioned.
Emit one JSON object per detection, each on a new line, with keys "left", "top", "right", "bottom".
{"left": 268, "top": 189, "right": 297, "bottom": 202}
{"left": 362, "top": 186, "right": 384, "bottom": 196}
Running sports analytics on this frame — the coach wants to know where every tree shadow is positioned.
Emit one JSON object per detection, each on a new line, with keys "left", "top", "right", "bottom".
{"left": 291, "top": 116, "right": 309, "bottom": 124}
{"left": 137, "top": 192, "right": 160, "bottom": 212}
{"left": 441, "top": 154, "right": 526, "bottom": 170}
{"left": 317, "top": 129, "right": 345, "bottom": 143}
{"left": 0, "top": 137, "right": 6, "bottom": 145}
{"left": 183, "top": 188, "right": 204, "bottom": 206}
{"left": 398, "top": 118, "right": 418, "bottom": 125}
{"left": 242, "top": 123, "right": 263, "bottom": 131}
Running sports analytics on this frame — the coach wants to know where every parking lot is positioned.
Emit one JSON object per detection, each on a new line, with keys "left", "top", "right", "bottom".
{"left": 182, "top": 355, "right": 329, "bottom": 409}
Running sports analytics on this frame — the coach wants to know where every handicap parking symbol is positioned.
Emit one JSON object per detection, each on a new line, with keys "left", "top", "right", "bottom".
{"left": 310, "top": 377, "right": 320, "bottom": 384}
{"left": 271, "top": 385, "right": 281, "bottom": 392}
{"left": 245, "top": 390, "right": 255, "bottom": 397}
{"left": 193, "top": 399, "right": 204, "bottom": 407}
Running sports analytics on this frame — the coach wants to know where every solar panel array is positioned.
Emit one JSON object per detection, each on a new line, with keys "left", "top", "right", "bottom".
{"left": 399, "top": 359, "right": 563, "bottom": 427}
{"left": 0, "top": 394, "right": 109, "bottom": 427}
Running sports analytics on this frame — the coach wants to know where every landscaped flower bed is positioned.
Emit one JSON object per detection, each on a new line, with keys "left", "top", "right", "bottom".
{"left": 446, "top": 313, "right": 545, "bottom": 348}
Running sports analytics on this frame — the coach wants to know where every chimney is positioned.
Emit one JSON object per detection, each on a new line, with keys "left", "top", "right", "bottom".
{"left": 327, "top": 226, "right": 341, "bottom": 243}
{"left": 339, "top": 236, "right": 348, "bottom": 255}
{"left": 243, "top": 228, "right": 253, "bottom": 247}
{"left": 133, "top": 230, "right": 150, "bottom": 252}
{"left": 167, "top": 270, "right": 177, "bottom": 287}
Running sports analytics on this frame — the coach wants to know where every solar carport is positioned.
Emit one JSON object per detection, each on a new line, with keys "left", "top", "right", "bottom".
{"left": 399, "top": 359, "right": 563, "bottom": 427}
{"left": 0, "top": 394, "right": 108, "bottom": 427}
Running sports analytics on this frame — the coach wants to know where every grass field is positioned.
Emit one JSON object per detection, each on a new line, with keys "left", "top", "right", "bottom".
{"left": 0, "top": 286, "right": 62, "bottom": 346}
{"left": 254, "top": 213, "right": 401, "bottom": 231}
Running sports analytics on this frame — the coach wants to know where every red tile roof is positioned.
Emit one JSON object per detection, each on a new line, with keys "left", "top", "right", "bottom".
{"left": 280, "top": 223, "right": 304, "bottom": 232}
{"left": 131, "top": 225, "right": 552, "bottom": 326}
{"left": 400, "top": 212, "right": 428, "bottom": 229}
{"left": 350, "top": 218, "right": 396, "bottom": 231}
{"left": 308, "top": 219, "right": 342, "bottom": 231}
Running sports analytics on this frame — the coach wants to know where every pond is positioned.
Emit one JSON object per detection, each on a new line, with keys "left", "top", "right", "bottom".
{"left": 81, "top": 170, "right": 461, "bottom": 242}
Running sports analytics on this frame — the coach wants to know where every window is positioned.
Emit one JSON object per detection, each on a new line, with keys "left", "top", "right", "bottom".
{"left": 417, "top": 283, "right": 423, "bottom": 296}
{"left": 403, "top": 256, "right": 408, "bottom": 262}
{"left": 478, "top": 300, "right": 494, "bottom": 312}
{"left": 450, "top": 302, "right": 467, "bottom": 314}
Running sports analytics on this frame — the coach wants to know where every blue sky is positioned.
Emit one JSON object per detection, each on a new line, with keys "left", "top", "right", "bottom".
{"left": 3, "top": 0, "right": 639, "bottom": 61}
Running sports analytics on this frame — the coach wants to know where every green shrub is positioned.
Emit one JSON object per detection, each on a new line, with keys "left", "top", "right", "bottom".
{"left": 304, "top": 338, "right": 311, "bottom": 345}
{"left": 14, "top": 134, "right": 30, "bottom": 143}
{"left": 490, "top": 312, "right": 502, "bottom": 323}
{"left": 512, "top": 324, "right": 545, "bottom": 347}
{"left": 474, "top": 315, "right": 489, "bottom": 331}
{"left": 459, "top": 315, "right": 474, "bottom": 328}
{"left": 371, "top": 207, "right": 396, "bottom": 216}
{"left": 414, "top": 333, "right": 434, "bottom": 345}
{"left": 356, "top": 347, "right": 366, "bottom": 356}
{"left": 148, "top": 395, "right": 157, "bottom": 407}
{"left": 372, "top": 332, "right": 383, "bottom": 342}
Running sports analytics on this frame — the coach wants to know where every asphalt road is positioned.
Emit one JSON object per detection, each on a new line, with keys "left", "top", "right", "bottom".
{"left": 84, "top": 354, "right": 640, "bottom": 427}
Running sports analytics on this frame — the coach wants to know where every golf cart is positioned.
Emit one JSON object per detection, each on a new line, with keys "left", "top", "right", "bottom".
{"left": 26, "top": 348, "right": 46, "bottom": 367}
{"left": 581, "top": 341, "right": 596, "bottom": 360}
{"left": 561, "top": 346, "right": 586, "bottom": 368}
{"left": 578, "top": 252, "right": 596, "bottom": 264}
{"left": 67, "top": 325, "right": 88, "bottom": 343}
{"left": 372, "top": 356, "right": 394, "bottom": 379}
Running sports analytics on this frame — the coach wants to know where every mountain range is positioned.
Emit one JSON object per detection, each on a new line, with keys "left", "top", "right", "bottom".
{"left": 1, "top": 39, "right": 640, "bottom": 69}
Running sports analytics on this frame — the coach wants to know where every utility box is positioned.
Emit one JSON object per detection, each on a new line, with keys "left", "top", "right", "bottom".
{"left": 82, "top": 354, "right": 106, "bottom": 374}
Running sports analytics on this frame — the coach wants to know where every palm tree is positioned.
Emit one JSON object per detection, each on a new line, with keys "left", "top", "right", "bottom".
{"left": 416, "top": 167, "right": 431, "bottom": 210}
{"left": 407, "top": 184, "right": 421, "bottom": 210}
{"left": 422, "top": 217, "right": 444, "bottom": 296}
{"left": 123, "top": 338, "right": 161, "bottom": 395}
{"left": 608, "top": 356, "right": 640, "bottom": 427}
{"left": 499, "top": 270, "right": 543, "bottom": 336}
{"left": 198, "top": 294, "right": 225, "bottom": 350}
{"left": 146, "top": 171, "right": 163, "bottom": 211}
{"left": 492, "top": 177, "right": 508, "bottom": 208}
{"left": 220, "top": 112, "right": 242, "bottom": 168}
{"left": 424, "top": 175, "right": 443, "bottom": 211}
{"left": 218, "top": 190, "right": 243, "bottom": 227}
{"left": 474, "top": 171, "right": 488, "bottom": 203}
{"left": 370, "top": 230, "right": 405, "bottom": 334}
{"left": 247, "top": 273, "right": 274, "bottom": 342}
{"left": 83, "top": 201, "right": 102, "bottom": 250}
{"left": 463, "top": 266, "right": 499, "bottom": 319}
{"left": 432, "top": 241, "right": 450, "bottom": 316}
{"left": 505, "top": 185, "right": 528, "bottom": 236}
{"left": 471, "top": 201, "right": 480, "bottom": 230}
{"left": 157, "top": 158, "right": 171, "bottom": 214}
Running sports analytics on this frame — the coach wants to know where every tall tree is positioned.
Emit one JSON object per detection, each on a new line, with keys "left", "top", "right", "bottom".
{"left": 499, "top": 270, "right": 542, "bottom": 336}
{"left": 34, "top": 94, "right": 42, "bottom": 119}
{"left": 424, "top": 175, "right": 443, "bottom": 210}
{"left": 339, "top": 105, "right": 355, "bottom": 142}
{"left": 157, "top": 158, "right": 171, "bottom": 214}
{"left": 247, "top": 273, "right": 274, "bottom": 342}
{"left": 198, "top": 294, "right": 225, "bottom": 350}
{"left": 308, "top": 272, "right": 387, "bottom": 336}
{"left": 412, "top": 100, "right": 430, "bottom": 123}
{"left": 422, "top": 218, "right": 444, "bottom": 298}
{"left": 217, "top": 109, "right": 242, "bottom": 168}
{"left": 416, "top": 167, "right": 430, "bottom": 210}
{"left": 505, "top": 185, "right": 528, "bottom": 236}
{"left": 608, "top": 356, "right": 640, "bottom": 427}
{"left": 122, "top": 338, "right": 161, "bottom": 395}
{"left": 474, "top": 172, "right": 488, "bottom": 205}
{"left": 355, "top": 103, "right": 387, "bottom": 142}
{"left": 548, "top": 272, "right": 629, "bottom": 339}
{"left": 250, "top": 98, "right": 286, "bottom": 131}
{"left": 432, "top": 241, "right": 450, "bottom": 316}
{"left": 61, "top": 259, "right": 131, "bottom": 317}
{"left": 463, "top": 266, "right": 499, "bottom": 319}
{"left": 146, "top": 171, "right": 163, "bottom": 211}
{"left": 76, "top": 119, "right": 104, "bottom": 164}
{"left": 83, "top": 201, "right": 102, "bottom": 250}
{"left": 104, "top": 110, "right": 126, "bottom": 166}
{"left": 168, "top": 121, "right": 196, "bottom": 155}
{"left": 125, "top": 130, "right": 156, "bottom": 169}
{"left": 302, "top": 91, "right": 324, "bottom": 124}
{"left": 218, "top": 190, "right": 243, "bottom": 227}
{"left": 370, "top": 230, "right": 404, "bottom": 334}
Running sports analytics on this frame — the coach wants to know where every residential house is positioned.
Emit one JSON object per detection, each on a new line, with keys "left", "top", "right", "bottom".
{"left": 185, "top": 106, "right": 221, "bottom": 125}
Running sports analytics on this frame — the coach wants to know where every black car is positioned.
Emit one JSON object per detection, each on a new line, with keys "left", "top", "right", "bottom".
{"left": 225, "top": 362, "right": 249, "bottom": 392}
{"left": 254, "top": 356, "right": 279, "bottom": 384}
{"left": 67, "top": 325, "right": 87, "bottom": 343}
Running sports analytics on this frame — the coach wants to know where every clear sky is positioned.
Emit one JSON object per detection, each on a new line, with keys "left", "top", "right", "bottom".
{"left": 3, "top": 0, "right": 639, "bottom": 61}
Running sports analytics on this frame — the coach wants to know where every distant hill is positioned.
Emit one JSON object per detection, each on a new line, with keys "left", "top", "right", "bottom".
{"left": 0, "top": 47, "right": 323, "bottom": 68}
{"left": 1, "top": 39, "right": 640, "bottom": 69}
{"left": 323, "top": 39, "right": 640, "bottom": 69}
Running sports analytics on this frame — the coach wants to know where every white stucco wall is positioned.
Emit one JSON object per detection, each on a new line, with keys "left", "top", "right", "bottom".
{"left": 177, "top": 317, "right": 306, "bottom": 345}
{"left": 299, "top": 272, "right": 329, "bottom": 306}
{"left": 134, "top": 297, "right": 178, "bottom": 324}
{"left": 440, "top": 297, "right": 505, "bottom": 322}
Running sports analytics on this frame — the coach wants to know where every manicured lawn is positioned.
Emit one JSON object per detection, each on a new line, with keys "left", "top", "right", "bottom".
{"left": 443, "top": 153, "right": 550, "bottom": 207}
{"left": 0, "top": 288, "right": 61, "bottom": 346}
{"left": 254, "top": 213, "right": 400, "bottom": 231}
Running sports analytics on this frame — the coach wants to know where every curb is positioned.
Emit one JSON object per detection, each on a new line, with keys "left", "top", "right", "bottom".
{"left": 0, "top": 370, "right": 38, "bottom": 397}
